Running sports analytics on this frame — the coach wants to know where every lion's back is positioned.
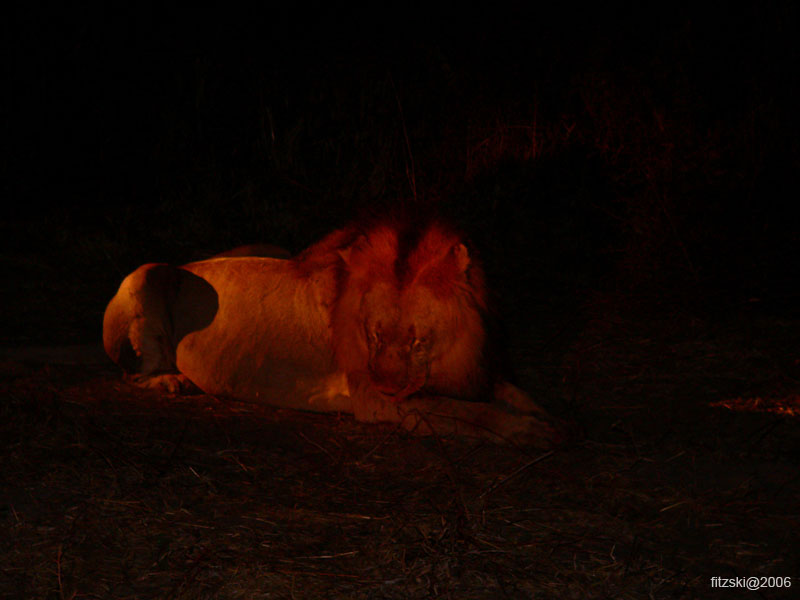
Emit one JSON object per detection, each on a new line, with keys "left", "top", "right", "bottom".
{"left": 174, "top": 257, "right": 344, "bottom": 406}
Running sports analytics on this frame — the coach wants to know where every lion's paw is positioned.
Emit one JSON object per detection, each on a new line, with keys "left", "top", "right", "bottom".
{"left": 128, "top": 373, "right": 199, "bottom": 395}
{"left": 496, "top": 412, "right": 571, "bottom": 448}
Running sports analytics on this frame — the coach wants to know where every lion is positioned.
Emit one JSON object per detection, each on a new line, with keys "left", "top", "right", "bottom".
{"left": 103, "top": 222, "right": 563, "bottom": 446}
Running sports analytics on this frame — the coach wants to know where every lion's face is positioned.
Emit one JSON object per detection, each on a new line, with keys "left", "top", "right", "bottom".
{"left": 329, "top": 222, "right": 489, "bottom": 401}
{"left": 360, "top": 284, "right": 435, "bottom": 398}
{"left": 353, "top": 239, "right": 485, "bottom": 400}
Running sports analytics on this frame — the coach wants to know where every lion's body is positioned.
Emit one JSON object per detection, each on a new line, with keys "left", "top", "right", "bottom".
{"left": 103, "top": 223, "right": 563, "bottom": 446}
{"left": 104, "top": 257, "right": 350, "bottom": 411}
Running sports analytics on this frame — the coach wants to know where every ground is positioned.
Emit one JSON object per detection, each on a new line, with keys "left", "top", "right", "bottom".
{"left": 2, "top": 291, "right": 797, "bottom": 599}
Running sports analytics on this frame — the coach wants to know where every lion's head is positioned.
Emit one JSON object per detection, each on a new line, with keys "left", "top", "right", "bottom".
{"left": 323, "top": 222, "right": 490, "bottom": 400}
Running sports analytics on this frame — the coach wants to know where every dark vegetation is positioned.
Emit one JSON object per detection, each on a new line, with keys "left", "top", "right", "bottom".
{"left": 2, "top": 4, "right": 799, "bottom": 598}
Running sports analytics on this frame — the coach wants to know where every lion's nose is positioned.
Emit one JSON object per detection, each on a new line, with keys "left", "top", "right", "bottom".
{"left": 369, "top": 345, "right": 410, "bottom": 394}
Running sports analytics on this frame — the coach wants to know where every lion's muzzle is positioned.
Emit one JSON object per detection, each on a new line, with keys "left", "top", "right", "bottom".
{"left": 368, "top": 342, "right": 428, "bottom": 399}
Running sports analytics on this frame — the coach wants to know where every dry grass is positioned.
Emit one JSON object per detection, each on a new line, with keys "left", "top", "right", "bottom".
{"left": 2, "top": 301, "right": 798, "bottom": 599}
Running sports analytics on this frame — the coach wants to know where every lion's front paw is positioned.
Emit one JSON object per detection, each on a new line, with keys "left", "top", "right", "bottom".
{"left": 519, "top": 415, "right": 564, "bottom": 448}
{"left": 487, "top": 408, "right": 572, "bottom": 448}
{"left": 493, "top": 381, "right": 552, "bottom": 417}
{"left": 128, "top": 373, "right": 198, "bottom": 395}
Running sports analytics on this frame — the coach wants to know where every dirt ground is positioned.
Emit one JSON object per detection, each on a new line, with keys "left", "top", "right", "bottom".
{"left": 1, "top": 294, "right": 798, "bottom": 599}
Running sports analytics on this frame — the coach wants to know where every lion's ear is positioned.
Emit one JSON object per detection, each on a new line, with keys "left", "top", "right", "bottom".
{"left": 451, "top": 243, "right": 470, "bottom": 274}
{"left": 337, "top": 234, "right": 367, "bottom": 268}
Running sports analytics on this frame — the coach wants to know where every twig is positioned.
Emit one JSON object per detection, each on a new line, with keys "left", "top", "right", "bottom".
{"left": 479, "top": 450, "right": 555, "bottom": 498}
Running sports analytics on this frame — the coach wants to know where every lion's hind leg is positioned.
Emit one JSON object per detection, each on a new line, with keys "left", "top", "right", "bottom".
{"left": 104, "top": 263, "right": 183, "bottom": 383}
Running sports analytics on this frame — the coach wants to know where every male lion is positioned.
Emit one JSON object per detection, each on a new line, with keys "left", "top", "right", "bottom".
{"left": 103, "top": 221, "right": 562, "bottom": 446}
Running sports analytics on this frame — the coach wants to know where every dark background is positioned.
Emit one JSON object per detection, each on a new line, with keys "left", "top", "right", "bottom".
{"left": 3, "top": 3, "right": 799, "bottom": 344}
